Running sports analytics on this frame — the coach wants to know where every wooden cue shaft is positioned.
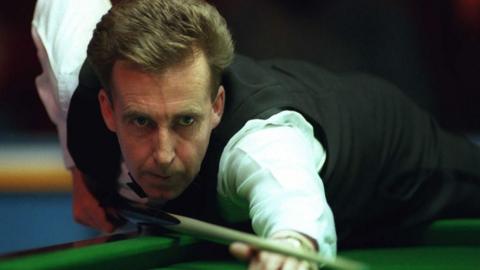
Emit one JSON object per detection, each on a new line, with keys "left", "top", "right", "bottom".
{"left": 164, "top": 213, "right": 367, "bottom": 270}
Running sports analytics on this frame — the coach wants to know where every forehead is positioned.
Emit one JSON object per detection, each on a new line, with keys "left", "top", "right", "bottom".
{"left": 119, "top": 49, "right": 210, "bottom": 78}
{"left": 111, "top": 53, "right": 211, "bottom": 96}
{"left": 109, "top": 55, "right": 212, "bottom": 116}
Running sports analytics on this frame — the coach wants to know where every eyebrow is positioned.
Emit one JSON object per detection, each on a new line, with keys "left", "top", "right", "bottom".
{"left": 122, "top": 109, "right": 150, "bottom": 122}
{"left": 121, "top": 105, "right": 205, "bottom": 122}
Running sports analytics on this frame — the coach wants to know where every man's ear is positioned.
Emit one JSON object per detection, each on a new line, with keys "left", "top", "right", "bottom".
{"left": 211, "top": 85, "right": 225, "bottom": 128}
{"left": 98, "top": 89, "right": 117, "bottom": 132}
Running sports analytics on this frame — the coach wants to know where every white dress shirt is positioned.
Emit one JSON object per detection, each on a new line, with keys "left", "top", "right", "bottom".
{"left": 31, "top": 0, "right": 111, "bottom": 168}
{"left": 219, "top": 110, "right": 337, "bottom": 258}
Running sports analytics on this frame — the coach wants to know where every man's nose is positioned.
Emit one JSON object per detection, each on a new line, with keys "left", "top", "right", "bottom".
{"left": 153, "top": 128, "right": 175, "bottom": 166}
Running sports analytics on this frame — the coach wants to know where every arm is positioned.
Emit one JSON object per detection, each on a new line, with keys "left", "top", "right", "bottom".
{"left": 218, "top": 111, "right": 337, "bottom": 269}
{"left": 32, "top": 0, "right": 115, "bottom": 231}
{"left": 32, "top": 0, "right": 111, "bottom": 168}
{"left": 71, "top": 167, "right": 122, "bottom": 232}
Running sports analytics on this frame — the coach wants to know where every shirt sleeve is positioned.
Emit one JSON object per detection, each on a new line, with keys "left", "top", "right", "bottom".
{"left": 218, "top": 110, "right": 337, "bottom": 259}
{"left": 31, "top": 0, "right": 111, "bottom": 168}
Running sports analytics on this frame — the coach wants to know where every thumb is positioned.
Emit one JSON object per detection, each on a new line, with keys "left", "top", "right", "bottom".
{"left": 229, "top": 242, "right": 256, "bottom": 261}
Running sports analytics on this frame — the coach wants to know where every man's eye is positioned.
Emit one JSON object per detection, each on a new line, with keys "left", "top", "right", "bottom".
{"left": 178, "top": 116, "right": 195, "bottom": 126}
{"left": 133, "top": 117, "right": 150, "bottom": 127}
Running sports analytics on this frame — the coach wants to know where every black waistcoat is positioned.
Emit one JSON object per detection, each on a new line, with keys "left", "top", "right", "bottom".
{"left": 67, "top": 55, "right": 446, "bottom": 239}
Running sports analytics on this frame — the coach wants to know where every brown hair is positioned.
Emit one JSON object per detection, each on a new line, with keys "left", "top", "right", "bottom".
{"left": 88, "top": 0, "right": 234, "bottom": 100}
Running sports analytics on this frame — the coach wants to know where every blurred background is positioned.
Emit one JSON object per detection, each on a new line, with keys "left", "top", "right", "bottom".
{"left": 0, "top": 0, "right": 479, "bottom": 254}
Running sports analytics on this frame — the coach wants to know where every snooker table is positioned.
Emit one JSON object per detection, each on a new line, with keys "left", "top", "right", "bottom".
{"left": 0, "top": 219, "right": 479, "bottom": 270}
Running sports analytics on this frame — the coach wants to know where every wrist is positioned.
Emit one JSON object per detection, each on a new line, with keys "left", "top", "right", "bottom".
{"left": 271, "top": 230, "right": 318, "bottom": 252}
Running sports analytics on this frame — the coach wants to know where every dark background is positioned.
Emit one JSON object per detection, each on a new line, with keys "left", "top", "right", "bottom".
{"left": 0, "top": 0, "right": 479, "bottom": 141}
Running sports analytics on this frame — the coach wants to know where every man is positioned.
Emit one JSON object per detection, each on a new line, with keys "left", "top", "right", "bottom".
{"left": 38, "top": 0, "right": 480, "bottom": 269}
{"left": 68, "top": 1, "right": 333, "bottom": 268}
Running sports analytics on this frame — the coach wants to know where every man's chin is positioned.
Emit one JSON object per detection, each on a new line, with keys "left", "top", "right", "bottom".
{"left": 146, "top": 188, "right": 183, "bottom": 202}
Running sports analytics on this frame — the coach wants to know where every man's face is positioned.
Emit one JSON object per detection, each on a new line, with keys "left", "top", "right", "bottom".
{"left": 98, "top": 53, "right": 224, "bottom": 202}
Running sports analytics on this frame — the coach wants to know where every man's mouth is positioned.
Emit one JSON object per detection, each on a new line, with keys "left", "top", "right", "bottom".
{"left": 149, "top": 172, "right": 171, "bottom": 179}
{"left": 141, "top": 172, "right": 175, "bottom": 187}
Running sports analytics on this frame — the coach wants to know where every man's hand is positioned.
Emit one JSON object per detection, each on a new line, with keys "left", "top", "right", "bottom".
{"left": 71, "top": 167, "right": 121, "bottom": 232}
{"left": 229, "top": 231, "right": 319, "bottom": 270}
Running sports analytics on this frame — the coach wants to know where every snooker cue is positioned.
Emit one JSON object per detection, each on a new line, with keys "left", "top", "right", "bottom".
{"left": 165, "top": 212, "right": 367, "bottom": 270}
{"left": 122, "top": 204, "right": 366, "bottom": 270}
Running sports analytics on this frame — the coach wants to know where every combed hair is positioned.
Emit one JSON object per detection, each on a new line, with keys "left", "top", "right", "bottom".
{"left": 88, "top": 0, "right": 234, "bottom": 99}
